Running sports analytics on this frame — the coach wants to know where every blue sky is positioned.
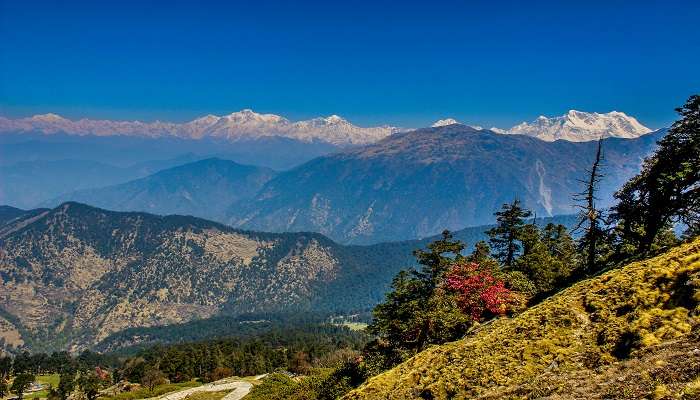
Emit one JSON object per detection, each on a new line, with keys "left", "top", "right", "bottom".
{"left": 1, "top": 0, "right": 698, "bottom": 129}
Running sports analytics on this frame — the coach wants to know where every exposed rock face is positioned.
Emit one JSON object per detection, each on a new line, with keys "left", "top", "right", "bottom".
{"left": 0, "top": 203, "right": 398, "bottom": 352}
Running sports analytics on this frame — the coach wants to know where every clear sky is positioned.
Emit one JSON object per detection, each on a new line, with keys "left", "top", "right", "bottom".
{"left": 1, "top": 0, "right": 698, "bottom": 129}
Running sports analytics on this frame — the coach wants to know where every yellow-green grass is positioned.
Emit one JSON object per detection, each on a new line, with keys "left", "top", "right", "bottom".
{"left": 345, "top": 238, "right": 700, "bottom": 399}
{"left": 101, "top": 381, "right": 201, "bottom": 400}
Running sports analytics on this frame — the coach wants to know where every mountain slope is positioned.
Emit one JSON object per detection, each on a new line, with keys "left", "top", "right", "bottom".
{"left": 48, "top": 158, "right": 276, "bottom": 221}
{"left": 228, "top": 125, "right": 663, "bottom": 244}
{"left": 345, "top": 238, "right": 700, "bottom": 399}
{"left": 0, "top": 203, "right": 413, "bottom": 352}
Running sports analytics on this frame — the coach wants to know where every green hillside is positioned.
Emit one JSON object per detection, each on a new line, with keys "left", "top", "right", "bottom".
{"left": 344, "top": 238, "right": 700, "bottom": 399}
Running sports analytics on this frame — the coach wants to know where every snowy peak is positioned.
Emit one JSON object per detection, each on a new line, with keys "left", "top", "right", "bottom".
{"left": 0, "top": 110, "right": 397, "bottom": 146}
{"left": 505, "top": 110, "right": 652, "bottom": 142}
{"left": 222, "top": 109, "right": 288, "bottom": 124}
{"left": 31, "top": 113, "right": 69, "bottom": 122}
{"left": 431, "top": 118, "right": 460, "bottom": 127}
{"left": 323, "top": 115, "right": 347, "bottom": 125}
{"left": 0, "top": 109, "right": 652, "bottom": 145}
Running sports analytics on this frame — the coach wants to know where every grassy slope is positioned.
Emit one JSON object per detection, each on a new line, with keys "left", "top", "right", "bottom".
{"left": 345, "top": 238, "right": 700, "bottom": 399}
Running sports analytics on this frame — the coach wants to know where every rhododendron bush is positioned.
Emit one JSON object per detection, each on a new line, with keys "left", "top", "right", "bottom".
{"left": 445, "top": 262, "right": 513, "bottom": 320}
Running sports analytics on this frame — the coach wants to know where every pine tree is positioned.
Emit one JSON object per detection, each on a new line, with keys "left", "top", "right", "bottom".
{"left": 611, "top": 95, "right": 700, "bottom": 253}
{"left": 412, "top": 230, "right": 465, "bottom": 288}
{"left": 514, "top": 223, "right": 577, "bottom": 294}
{"left": 486, "top": 199, "right": 532, "bottom": 267}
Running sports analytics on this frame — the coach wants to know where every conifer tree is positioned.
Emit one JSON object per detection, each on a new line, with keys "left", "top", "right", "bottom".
{"left": 486, "top": 199, "right": 532, "bottom": 267}
{"left": 611, "top": 95, "right": 700, "bottom": 253}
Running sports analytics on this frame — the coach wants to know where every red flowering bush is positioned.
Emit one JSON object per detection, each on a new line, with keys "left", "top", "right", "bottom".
{"left": 445, "top": 262, "right": 513, "bottom": 320}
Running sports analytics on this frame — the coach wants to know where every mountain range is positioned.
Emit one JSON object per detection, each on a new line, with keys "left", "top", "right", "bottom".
{"left": 0, "top": 109, "right": 652, "bottom": 145}
{"left": 0, "top": 110, "right": 400, "bottom": 146}
{"left": 42, "top": 124, "right": 661, "bottom": 244}
{"left": 501, "top": 110, "right": 652, "bottom": 141}
{"left": 0, "top": 154, "right": 204, "bottom": 209}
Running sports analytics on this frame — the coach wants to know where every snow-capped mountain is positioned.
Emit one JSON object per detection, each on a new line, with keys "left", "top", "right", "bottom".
{"left": 0, "top": 110, "right": 400, "bottom": 146}
{"left": 431, "top": 118, "right": 486, "bottom": 131}
{"left": 502, "top": 110, "right": 652, "bottom": 142}
{"left": 431, "top": 118, "right": 460, "bottom": 127}
{"left": 0, "top": 109, "right": 654, "bottom": 145}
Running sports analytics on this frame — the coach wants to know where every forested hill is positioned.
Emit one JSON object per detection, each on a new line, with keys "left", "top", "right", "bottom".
{"left": 0, "top": 202, "right": 407, "bottom": 352}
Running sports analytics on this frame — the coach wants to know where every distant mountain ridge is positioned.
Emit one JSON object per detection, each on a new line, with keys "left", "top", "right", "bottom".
{"left": 0, "top": 110, "right": 400, "bottom": 146}
{"left": 498, "top": 110, "right": 652, "bottom": 141}
{"left": 44, "top": 126, "right": 663, "bottom": 244}
{"left": 47, "top": 158, "right": 276, "bottom": 221}
{"left": 0, "top": 154, "right": 203, "bottom": 209}
{"left": 1, "top": 109, "right": 654, "bottom": 148}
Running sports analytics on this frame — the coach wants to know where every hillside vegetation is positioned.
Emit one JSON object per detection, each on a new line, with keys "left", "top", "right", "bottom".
{"left": 0, "top": 202, "right": 407, "bottom": 352}
{"left": 344, "top": 237, "right": 700, "bottom": 399}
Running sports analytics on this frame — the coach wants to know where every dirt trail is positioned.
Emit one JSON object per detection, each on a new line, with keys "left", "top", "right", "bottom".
{"left": 156, "top": 376, "right": 260, "bottom": 400}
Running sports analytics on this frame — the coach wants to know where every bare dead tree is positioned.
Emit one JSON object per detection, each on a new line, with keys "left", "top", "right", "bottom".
{"left": 573, "top": 138, "right": 605, "bottom": 273}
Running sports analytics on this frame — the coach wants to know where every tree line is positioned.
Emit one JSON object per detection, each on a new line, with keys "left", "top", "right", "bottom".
{"left": 0, "top": 324, "right": 367, "bottom": 400}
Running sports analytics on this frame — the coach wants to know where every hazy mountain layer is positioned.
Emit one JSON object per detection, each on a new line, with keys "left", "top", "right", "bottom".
{"left": 0, "top": 133, "right": 338, "bottom": 171}
{"left": 0, "top": 154, "right": 202, "bottom": 209}
{"left": 47, "top": 159, "right": 276, "bottom": 222}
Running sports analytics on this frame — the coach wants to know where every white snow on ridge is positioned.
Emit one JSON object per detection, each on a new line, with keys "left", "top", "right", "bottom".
{"left": 502, "top": 110, "right": 652, "bottom": 142}
{"left": 431, "top": 118, "right": 460, "bottom": 127}
{"left": 0, "top": 110, "right": 400, "bottom": 146}
{"left": 0, "top": 109, "right": 653, "bottom": 145}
